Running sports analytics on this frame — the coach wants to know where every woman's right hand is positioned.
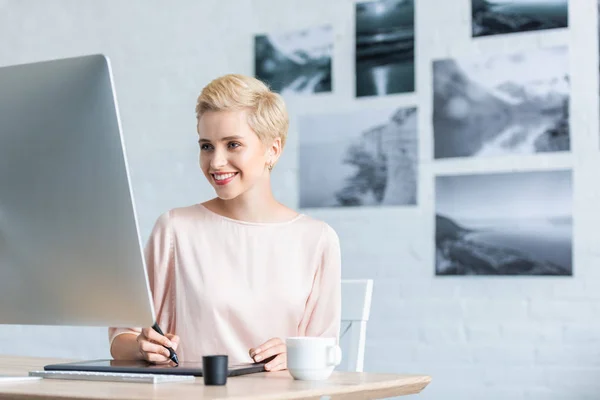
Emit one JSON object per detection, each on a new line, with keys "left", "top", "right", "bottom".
{"left": 136, "top": 327, "right": 180, "bottom": 364}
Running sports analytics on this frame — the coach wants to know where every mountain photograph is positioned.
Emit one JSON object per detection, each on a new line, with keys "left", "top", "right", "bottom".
{"left": 433, "top": 46, "right": 569, "bottom": 159}
{"left": 254, "top": 25, "right": 333, "bottom": 95}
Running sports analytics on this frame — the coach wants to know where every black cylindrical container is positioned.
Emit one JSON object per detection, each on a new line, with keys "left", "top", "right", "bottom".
{"left": 202, "top": 355, "right": 228, "bottom": 386}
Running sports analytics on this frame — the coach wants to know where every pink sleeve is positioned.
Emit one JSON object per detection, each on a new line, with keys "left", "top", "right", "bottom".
{"left": 108, "top": 211, "right": 176, "bottom": 348}
{"left": 298, "top": 224, "right": 342, "bottom": 341}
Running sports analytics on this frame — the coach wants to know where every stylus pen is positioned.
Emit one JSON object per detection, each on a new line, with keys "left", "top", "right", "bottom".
{"left": 152, "top": 322, "right": 179, "bottom": 366}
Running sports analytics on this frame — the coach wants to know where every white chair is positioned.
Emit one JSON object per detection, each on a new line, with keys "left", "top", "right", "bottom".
{"left": 338, "top": 279, "right": 373, "bottom": 372}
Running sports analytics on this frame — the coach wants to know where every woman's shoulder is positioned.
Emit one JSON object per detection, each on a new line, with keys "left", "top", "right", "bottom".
{"left": 291, "top": 214, "right": 340, "bottom": 247}
{"left": 150, "top": 204, "right": 210, "bottom": 232}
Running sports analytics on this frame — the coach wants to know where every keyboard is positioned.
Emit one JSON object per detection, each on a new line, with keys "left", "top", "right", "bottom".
{"left": 28, "top": 370, "right": 196, "bottom": 384}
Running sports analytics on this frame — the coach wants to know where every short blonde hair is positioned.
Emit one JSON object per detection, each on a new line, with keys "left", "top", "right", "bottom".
{"left": 195, "top": 74, "right": 289, "bottom": 149}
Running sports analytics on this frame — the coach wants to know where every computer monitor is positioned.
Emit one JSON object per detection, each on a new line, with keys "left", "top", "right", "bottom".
{"left": 0, "top": 54, "right": 155, "bottom": 328}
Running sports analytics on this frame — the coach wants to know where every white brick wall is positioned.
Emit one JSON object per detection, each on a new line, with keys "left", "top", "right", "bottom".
{"left": 1, "top": 1, "right": 600, "bottom": 399}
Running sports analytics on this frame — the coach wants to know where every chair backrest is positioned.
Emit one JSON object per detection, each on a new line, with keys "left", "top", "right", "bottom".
{"left": 338, "top": 279, "right": 373, "bottom": 372}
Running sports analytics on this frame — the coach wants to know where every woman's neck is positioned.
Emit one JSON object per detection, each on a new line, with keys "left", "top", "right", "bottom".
{"left": 205, "top": 184, "right": 297, "bottom": 224}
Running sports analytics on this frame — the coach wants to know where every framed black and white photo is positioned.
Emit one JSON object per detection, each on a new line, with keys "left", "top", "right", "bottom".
{"left": 433, "top": 46, "right": 569, "bottom": 159}
{"left": 472, "top": 0, "right": 568, "bottom": 38}
{"left": 254, "top": 25, "right": 333, "bottom": 95}
{"left": 299, "top": 107, "right": 417, "bottom": 208}
{"left": 435, "top": 170, "right": 572, "bottom": 276}
{"left": 355, "top": 0, "right": 414, "bottom": 97}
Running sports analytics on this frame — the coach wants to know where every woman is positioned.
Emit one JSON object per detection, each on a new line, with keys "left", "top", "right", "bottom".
{"left": 109, "top": 74, "right": 341, "bottom": 372}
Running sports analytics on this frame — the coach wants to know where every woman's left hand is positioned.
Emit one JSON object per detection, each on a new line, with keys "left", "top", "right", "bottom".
{"left": 249, "top": 337, "right": 287, "bottom": 371}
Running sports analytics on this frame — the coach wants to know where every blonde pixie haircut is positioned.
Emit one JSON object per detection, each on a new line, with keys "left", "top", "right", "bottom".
{"left": 195, "top": 74, "right": 289, "bottom": 150}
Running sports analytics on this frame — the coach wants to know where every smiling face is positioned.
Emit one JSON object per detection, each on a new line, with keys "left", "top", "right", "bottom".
{"left": 198, "top": 109, "right": 277, "bottom": 200}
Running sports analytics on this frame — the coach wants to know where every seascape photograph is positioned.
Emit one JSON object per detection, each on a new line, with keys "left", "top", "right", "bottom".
{"left": 472, "top": 0, "right": 569, "bottom": 38}
{"left": 254, "top": 25, "right": 333, "bottom": 95}
{"left": 435, "top": 170, "right": 572, "bottom": 276}
{"left": 433, "top": 46, "right": 569, "bottom": 159}
{"left": 299, "top": 107, "right": 417, "bottom": 208}
{"left": 355, "top": 0, "right": 414, "bottom": 97}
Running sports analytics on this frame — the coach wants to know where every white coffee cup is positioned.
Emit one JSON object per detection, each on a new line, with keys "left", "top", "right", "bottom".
{"left": 286, "top": 337, "right": 342, "bottom": 381}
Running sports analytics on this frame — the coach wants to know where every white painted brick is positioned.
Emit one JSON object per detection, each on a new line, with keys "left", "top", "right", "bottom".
{"left": 418, "top": 323, "right": 465, "bottom": 344}
{"left": 418, "top": 365, "right": 541, "bottom": 389}
{"left": 364, "top": 341, "right": 416, "bottom": 366}
{"left": 529, "top": 300, "right": 598, "bottom": 322}
{"left": 366, "top": 316, "right": 420, "bottom": 342}
{"left": 541, "top": 367, "right": 600, "bottom": 390}
{"left": 535, "top": 345, "right": 600, "bottom": 366}
{"left": 471, "top": 345, "right": 535, "bottom": 366}
{"left": 440, "top": 386, "right": 527, "bottom": 400}
{"left": 418, "top": 366, "right": 486, "bottom": 385}
{"left": 397, "top": 280, "right": 461, "bottom": 299}
{"left": 480, "top": 366, "right": 546, "bottom": 388}
{"left": 551, "top": 280, "right": 600, "bottom": 300}
{"left": 413, "top": 344, "right": 472, "bottom": 365}
{"left": 563, "top": 324, "right": 600, "bottom": 343}
{"left": 473, "top": 389, "right": 527, "bottom": 400}
{"left": 526, "top": 389, "right": 600, "bottom": 400}
{"left": 464, "top": 323, "right": 503, "bottom": 343}
{"left": 370, "top": 298, "right": 464, "bottom": 322}
{"left": 501, "top": 323, "right": 563, "bottom": 344}
{"left": 367, "top": 280, "right": 402, "bottom": 312}
{"left": 524, "top": 388, "right": 563, "bottom": 400}
{"left": 458, "top": 280, "right": 552, "bottom": 300}
{"left": 463, "top": 300, "right": 529, "bottom": 321}
{"left": 363, "top": 362, "right": 429, "bottom": 381}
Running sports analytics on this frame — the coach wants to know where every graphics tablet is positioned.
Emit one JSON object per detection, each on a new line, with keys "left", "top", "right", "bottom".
{"left": 44, "top": 359, "right": 266, "bottom": 377}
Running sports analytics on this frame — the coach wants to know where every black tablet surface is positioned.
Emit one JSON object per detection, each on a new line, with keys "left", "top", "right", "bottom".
{"left": 44, "top": 359, "right": 266, "bottom": 377}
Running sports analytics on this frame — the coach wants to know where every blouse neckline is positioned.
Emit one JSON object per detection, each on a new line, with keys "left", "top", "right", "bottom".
{"left": 197, "top": 204, "right": 305, "bottom": 227}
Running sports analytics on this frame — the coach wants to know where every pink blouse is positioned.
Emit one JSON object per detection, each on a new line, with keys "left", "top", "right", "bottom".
{"left": 108, "top": 204, "right": 341, "bottom": 364}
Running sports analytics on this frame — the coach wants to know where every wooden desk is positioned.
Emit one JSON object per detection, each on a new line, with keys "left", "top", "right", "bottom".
{"left": 0, "top": 356, "right": 431, "bottom": 400}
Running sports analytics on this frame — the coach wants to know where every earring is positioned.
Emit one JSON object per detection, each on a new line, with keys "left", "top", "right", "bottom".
{"left": 267, "top": 163, "right": 273, "bottom": 171}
